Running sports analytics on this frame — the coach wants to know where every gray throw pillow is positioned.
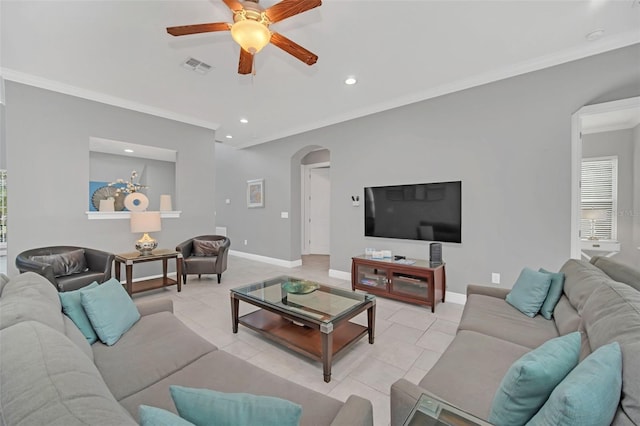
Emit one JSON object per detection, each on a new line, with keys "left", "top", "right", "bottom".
{"left": 193, "top": 240, "right": 223, "bottom": 257}
{"left": 30, "top": 249, "right": 88, "bottom": 277}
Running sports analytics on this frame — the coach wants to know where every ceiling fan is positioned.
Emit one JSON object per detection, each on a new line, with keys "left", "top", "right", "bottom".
{"left": 166, "top": 0, "right": 321, "bottom": 75}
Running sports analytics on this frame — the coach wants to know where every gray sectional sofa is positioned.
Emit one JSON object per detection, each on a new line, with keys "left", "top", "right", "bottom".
{"left": 0, "top": 272, "right": 373, "bottom": 426}
{"left": 391, "top": 256, "right": 640, "bottom": 426}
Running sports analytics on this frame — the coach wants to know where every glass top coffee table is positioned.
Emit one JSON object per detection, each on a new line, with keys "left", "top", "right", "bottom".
{"left": 230, "top": 276, "right": 376, "bottom": 382}
{"left": 404, "top": 393, "right": 492, "bottom": 426}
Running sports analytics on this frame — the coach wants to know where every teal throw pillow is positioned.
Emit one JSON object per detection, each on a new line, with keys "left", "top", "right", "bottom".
{"left": 506, "top": 268, "right": 553, "bottom": 317}
{"left": 80, "top": 278, "right": 140, "bottom": 346}
{"left": 526, "top": 342, "right": 622, "bottom": 426}
{"left": 170, "top": 385, "right": 302, "bottom": 426}
{"left": 488, "top": 332, "right": 581, "bottom": 426}
{"left": 59, "top": 281, "right": 100, "bottom": 344}
{"left": 139, "top": 405, "right": 195, "bottom": 426}
{"left": 538, "top": 268, "right": 565, "bottom": 320}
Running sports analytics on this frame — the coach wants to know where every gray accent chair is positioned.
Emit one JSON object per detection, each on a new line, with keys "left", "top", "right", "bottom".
{"left": 15, "top": 246, "right": 114, "bottom": 292}
{"left": 175, "top": 235, "right": 230, "bottom": 284}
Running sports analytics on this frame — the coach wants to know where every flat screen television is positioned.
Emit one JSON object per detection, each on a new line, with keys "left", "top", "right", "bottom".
{"left": 364, "top": 181, "right": 461, "bottom": 243}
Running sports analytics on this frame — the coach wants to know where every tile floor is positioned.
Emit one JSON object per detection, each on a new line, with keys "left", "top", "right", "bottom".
{"left": 132, "top": 254, "right": 463, "bottom": 426}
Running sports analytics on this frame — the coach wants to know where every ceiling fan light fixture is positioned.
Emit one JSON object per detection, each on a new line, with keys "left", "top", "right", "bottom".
{"left": 231, "top": 19, "right": 271, "bottom": 54}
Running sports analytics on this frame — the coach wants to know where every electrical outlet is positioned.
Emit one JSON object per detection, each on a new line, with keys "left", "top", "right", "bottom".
{"left": 492, "top": 273, "right": 501, "bottom": 285}
{"left": 244, "top": 240, "right": 248, "bottom": 245}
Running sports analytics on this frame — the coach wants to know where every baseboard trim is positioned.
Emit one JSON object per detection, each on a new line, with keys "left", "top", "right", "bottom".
{"left": 329, "top": 269, "right": 351, "bottom": 281}
{"left": 229, "top": 250, "right": 302, "bottom": 268}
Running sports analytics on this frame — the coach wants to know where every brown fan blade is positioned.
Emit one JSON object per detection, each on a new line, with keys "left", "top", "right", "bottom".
{"left": 167, "top": 22, "right": 231, "bottom": 36}
{"left": 222, "top": 0, "right": 244, "bottom": 13}
{"left": 270, "top": 32, "right": 317, "bottom": 65}
{"left": 238, "top": 48, "right": 253, "bottom": 74}
{"left": 265, "top": 0, "right": 321, "bottom": 24}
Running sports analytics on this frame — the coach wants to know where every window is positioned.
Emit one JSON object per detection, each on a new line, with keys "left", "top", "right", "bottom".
{"left": 580, "top": 157, "right": 617, "bottom": 240}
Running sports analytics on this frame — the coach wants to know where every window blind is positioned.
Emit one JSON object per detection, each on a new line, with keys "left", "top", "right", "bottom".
{"left": 580, "top": 157, "right": 617, "bottom": 240}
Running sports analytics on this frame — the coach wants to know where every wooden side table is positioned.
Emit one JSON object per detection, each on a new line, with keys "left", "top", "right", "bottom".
{"left": 114, "top": 249, "right": 183, "bottom": 296}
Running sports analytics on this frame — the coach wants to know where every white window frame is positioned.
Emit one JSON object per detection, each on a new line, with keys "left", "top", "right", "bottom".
{"left": 580, "top": 156, "right": 618, "bottom": 241}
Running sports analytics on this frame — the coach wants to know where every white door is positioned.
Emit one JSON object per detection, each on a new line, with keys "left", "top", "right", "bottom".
{"left": 309, "top": 167, "right": 330, "bottom": 254}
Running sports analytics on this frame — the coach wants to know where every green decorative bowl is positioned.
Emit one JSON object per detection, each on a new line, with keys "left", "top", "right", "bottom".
{"left": 282, "top": 280, "right": 319, "bottom": 294}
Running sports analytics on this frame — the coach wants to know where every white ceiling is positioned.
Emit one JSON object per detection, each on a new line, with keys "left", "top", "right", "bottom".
{"left": 2, "top": 0, "right": 640, "bottom": 148}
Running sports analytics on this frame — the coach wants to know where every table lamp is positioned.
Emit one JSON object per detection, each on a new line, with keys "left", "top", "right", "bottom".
{"left": 582, "top": 208, "right": 607, "bottom": 240}
{"left": 130, "top": 211, "right": 161, "bottom": 255}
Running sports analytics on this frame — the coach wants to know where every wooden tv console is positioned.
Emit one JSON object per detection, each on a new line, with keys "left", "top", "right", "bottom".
{"left": 351, "top": 255, "right": 446, "bottom": 312}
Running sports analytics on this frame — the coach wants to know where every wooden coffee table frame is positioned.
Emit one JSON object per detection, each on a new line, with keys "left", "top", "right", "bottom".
{"left": 230, "top": 289, "right": 376, "bottom": 383}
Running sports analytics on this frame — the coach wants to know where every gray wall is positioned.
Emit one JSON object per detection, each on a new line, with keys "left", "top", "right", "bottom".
{"left": 5, "top": 82, "right": 216, "bottom": 277}
{"left": 90, "top": 152, "right": 176, "bottom": 211}
{"left": 302, "top": 149, "right": 330, "bottom": 165}
{"left": 216, "top": 44, "right": 640, "bottom": 294}
{"left": 634, "top": 124, "right": 640, "bottom": 260}
{"left": 583, "top": 128, "right": 637, "bottom": 265}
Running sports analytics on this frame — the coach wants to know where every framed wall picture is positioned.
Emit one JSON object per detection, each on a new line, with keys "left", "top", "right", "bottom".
{"left": 247, "top": 179, "right": 264, "bottom": 208}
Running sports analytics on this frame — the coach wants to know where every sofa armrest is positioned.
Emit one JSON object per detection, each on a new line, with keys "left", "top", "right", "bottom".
{"left": 466, "top": 284, "right": 510, "bottom": 299}
{"left": 135, "top": 298, "right": 173, "bottom": 316}
{"left": 390, "top": 379, "right": 426, "bottom": 426}
{"left": 330, "top": 395, "right": 373, "bottom": 426}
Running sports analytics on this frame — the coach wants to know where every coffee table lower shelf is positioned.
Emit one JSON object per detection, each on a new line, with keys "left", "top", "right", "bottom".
{"left": 239, "top": 310, "right": 368, "bottom": 373}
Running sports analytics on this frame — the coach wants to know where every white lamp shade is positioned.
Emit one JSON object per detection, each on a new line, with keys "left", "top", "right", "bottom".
{"left": 130, "top": 211, "right": 161, "bottom": 233}
{"left": 582, "top": 209, "right": 608, "bottom": 220}
{"left": 159, "top": 194, "right": 173, "bottom": 212}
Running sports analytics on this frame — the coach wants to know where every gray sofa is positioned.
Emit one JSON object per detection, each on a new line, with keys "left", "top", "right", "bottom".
{"left": 0, "top": 272, "right": 373, "bottom": 426}
{"left": 391, "top": 257, "right": 640, "bottom": 426}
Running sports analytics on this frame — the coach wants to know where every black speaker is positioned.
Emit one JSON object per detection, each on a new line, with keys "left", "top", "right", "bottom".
{"left": 429, "top": 243, "right": 442, "bottom": 264}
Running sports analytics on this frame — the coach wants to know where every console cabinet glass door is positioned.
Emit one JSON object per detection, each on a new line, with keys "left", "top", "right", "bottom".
{"left": 355, "top": 264, "right": 389, "bottom": 291}
{"left": 391, "top": 273, "right": 430, "bottom": 301}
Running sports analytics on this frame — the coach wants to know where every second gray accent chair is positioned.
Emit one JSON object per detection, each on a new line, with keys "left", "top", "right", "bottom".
{"left": 175, "top": 235, "right": 230, "bottom": 284}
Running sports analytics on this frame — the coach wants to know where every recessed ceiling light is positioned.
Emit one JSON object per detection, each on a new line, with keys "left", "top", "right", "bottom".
{"left": 345, "top": 77, "right": 357, "bottom": 85}
{"left": 124, "top": 149, "right": 134, "bottom": 153}
{"left": 586, "top": 29, "right": 605, "bottom": 41}
{"left": 240, "top": 118, "right": 249, "bottom": 124}
{"left": 225, "top": 135, "right": 233, "bottom": 139}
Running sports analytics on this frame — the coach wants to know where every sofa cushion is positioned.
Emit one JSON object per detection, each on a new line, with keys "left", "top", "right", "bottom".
{"left": 590, "top": 256, "right": 640, "bottom": 291}
{"left": 581, "top": 280, "right": 640, "bottom": 425}
{"left": 538, "top": 269, "right": 565, "bottom": 320}
{"left": 139, "top": 405, "right": 195, "bottom": 426}
{"left": 488, "top": 332, "right": 581, "bottom": 426}
{"left": 458, "top": 294, "right": 559, "bottom": 349}
{"left": 527, "top": 342, "right": 622, "bottom": 426}
{"left": 560, "top": 259, "right": 613, "bottom": 315}
{"left": 505, "top": 268, "right": 552, "bottom": 317}
{"left": 552, "top": 295, "right": 581, "bottom": 336}
{"left": 81, "top": 278, "right": 140, "bottom": 345}
{"left": 118, "top": 350, "right": 345, "bottom": 426}
{"left": 30, "top": 248, "right": 87, "bottom": 277}
{"left": 62, "top": 314, "right": 94, "bottom": 361}
{"left": 193, "top": 239, "right": 223, "bottom": 256}
{"left": 59, "top": 281, "right": 99, "bottom": 343}
{"left": 92, "top": 311, "right": 217, "bottom": 401}
{"left": 417, "top": 330, "right": 531, "bottom": 420}
{"left": 170, "top": 385, "right": 302, "bottom": 426}
{"left": 0, "top": 273, "right": 9, "bottom": 295}
{"left": 0, "top": 321, "right": 136, "bottom": 426}
{"left": 0, "top": 272, "right": 64, "bottom": 334}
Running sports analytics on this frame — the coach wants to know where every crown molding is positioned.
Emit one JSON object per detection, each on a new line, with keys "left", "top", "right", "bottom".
{"left": 232, "top": 31, "right": 640, "bottom": 148}
{"left": 0, "top": 68, "right": 219, "bottom": 131}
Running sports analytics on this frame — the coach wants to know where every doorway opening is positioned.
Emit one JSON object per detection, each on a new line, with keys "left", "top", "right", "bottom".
{"left": 300, "top": 149, "right": 330, "bottom": 267}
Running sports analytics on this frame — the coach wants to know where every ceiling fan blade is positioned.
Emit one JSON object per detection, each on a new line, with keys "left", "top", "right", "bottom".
{"left": 238, "top": 48, "right": 253, "bottom": 74}
{"left": 265, "top": 0, "right": 321, "bottom": 24}
{"left": 222, "top": 0, "right": 244, "bottom": 13}
{"left": 270, "top": 32, "right": 317, "bottom": 65}
{"left": 167, "top": 22, "right": 231, "bottom": 36}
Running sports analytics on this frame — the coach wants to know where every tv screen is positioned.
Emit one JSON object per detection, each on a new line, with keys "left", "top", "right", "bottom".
{"left": 364, "top": 181, "right": 461, "bottom": 243}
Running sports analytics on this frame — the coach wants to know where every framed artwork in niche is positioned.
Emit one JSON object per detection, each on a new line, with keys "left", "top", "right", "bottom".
{"left": 247, "top": 179, "right": 264, "bottom": 208}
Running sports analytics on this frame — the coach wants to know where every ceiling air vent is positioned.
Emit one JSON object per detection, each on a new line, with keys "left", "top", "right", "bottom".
{"left": 181, "top": 57, "right": 213, "bottom": 74}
